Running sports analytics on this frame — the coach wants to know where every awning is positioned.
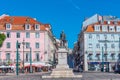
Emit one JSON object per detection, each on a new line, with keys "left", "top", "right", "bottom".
{"left": 0, "top": 65, "right": 15, "bottom": 68}
{"left": 24, "top": 62, "right": 52, "bottom": 68}
{"left": 44, "top": 64, "right": 52, "bottom": 66}
{"left": 25, "top": 64, "right": 38, "bottom": 68}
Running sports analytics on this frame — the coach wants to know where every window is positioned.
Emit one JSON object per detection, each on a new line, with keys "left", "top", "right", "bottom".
{"left": 6, "top": 24, "right": 11, "bottom": 30}
{"left": 109, "top": 26, "right": 115, "bottom": 32}
{"left": 26, "top": 32, "right": 30, "bottom": 38}
{"left": 116, "top": 26, "right": 120, "bottom": 32}
{"left": 111, "top": 34, "right": 114, "bottom": 39}
{"left": 35, "top": 32, "right": 40, "bottom": 38}
{"left": 35, "top": 24, "right": 40, "bottom": 30}
{"left": 26, "top": 53, "right": 30, "bottom": 62}
{"left": 88, "top": 34, "right": 92, "bottom": 39}
{"left": 104, "top": 43, "right": 107, "bottom": 49}
{"left": 6, "top": 32, "right": 11, "bottom": 38}
{"left": 6, "top": 42, "right": 10, "bottom": 48}
{"left": 88, "top": 43, "right": 92, "bottom": 48}
{"left": 118, "top": 34, "right": 120, "bottom": 37}
{"left": 111, "top": 54, "right": 115, "bottom": 60}
{"left": 96, "top": 54, "right": 100, "bottom": 60}
{"left": 104, "top": 34, "right": 107, "bottom": 39}
{"left": 16, "top": 32, "right": 20, "bottom": 38}
{"left": 104, "top": 54, "right": 107, "bottom": 61}
{"left": 102, "top": 25, "right": 108, "bottom": 32}
{"left": 88, "top": 54, "right": 92, "bottom": 60}
{"left": 118, "top": 54, "right": 120, "bottom": 60}
{"left": 111, "top": 44, "right": 115, "bottom": 48}
{"left": 96, "top": 34, "right": 100, "bottom": 39}
{"left": 26, "top": 42, "right": 30, "bottom": 48}
{"left": 96, "top": 43, "right": 100, "bottom": 48}
{"left": 35, "top": 53, "right": 40, "bottom": 61}
{"left": 35, "top": 42, "right": 39, "bottom": 48}
{"left": 6, "top": 53, "right": 10, "bottom": 60}
{"left": 25, "top": 24, "right": 30, "bottom": 30}
{"left": 94, "top": 25, "right": 100, "bottom": 31}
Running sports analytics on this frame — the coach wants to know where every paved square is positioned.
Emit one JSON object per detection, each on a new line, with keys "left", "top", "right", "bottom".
{"left": 0, "top": 72, "right": 120, "bottom": 80}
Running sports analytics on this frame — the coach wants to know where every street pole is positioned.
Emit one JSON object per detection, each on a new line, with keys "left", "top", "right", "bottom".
{"left": 30, "top": 47, "right": 32, "bottom": 73}
{"left": 118, "top": 37, "right": 120, "bottom": 60}
{"left": 16, "top": 40, "right": 19, "bottom": 76}
{"left": 102, "top": 47, "right": 104, "bottom": 72}
{"left": 22, "top": 39, "right": 25, "bottom": 73}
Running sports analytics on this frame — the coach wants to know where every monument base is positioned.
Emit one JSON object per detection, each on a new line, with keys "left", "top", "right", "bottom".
{"left": 42, "top": 70, "right": 82, "bottom": 78}
{"left": 42, "top": 47, "right": 82, "bottom": 78}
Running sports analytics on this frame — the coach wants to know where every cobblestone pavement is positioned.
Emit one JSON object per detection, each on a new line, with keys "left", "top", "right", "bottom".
{"left": 0, "top": 72, "right": 120, "bottom": 80}
{"left": 81, "top": 72, "right": 120, "bottom": 80}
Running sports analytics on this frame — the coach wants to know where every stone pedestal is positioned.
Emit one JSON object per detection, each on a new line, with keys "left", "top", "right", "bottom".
{"left": 42, "top": 48, "right": 82, "bottom": 78}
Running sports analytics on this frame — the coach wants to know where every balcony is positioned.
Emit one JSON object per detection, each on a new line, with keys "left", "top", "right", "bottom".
{"left": 87, "top": 59, "right": 101, "bottom": 62}
{"left": 87, "top": 59, "right": 117, "bottom": 62}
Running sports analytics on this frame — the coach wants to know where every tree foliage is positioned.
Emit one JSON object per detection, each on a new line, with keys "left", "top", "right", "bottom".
{"left": 0, "top": 33, "right": 6, "bottom": 47}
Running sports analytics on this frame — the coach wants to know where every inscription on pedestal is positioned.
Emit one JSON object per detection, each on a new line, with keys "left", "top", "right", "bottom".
{"left": 58, "top": 52, "right": 67, "bottom": 65}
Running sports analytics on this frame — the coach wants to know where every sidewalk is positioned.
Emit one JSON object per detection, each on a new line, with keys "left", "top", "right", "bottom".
{"left": 0, "top": 71, "right": 51, "bottom": 77}
{"left": 83, "top": 71, "right": 114, "bottom": 73}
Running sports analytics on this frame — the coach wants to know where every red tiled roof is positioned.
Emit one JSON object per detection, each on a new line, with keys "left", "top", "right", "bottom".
{"left": 85, "top": 21, "right": 120, "bottom": 32}
{"left": 0, "top": 16, "right": 50, "bottom": 31}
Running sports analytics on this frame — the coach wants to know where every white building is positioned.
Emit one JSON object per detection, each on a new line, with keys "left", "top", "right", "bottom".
{"left": 77, "top": 14, "right": 120, "bottom": 72}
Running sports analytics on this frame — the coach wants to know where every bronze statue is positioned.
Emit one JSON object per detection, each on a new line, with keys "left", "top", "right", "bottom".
{"left": 60, "top": 31, "right": 66, "bottom": 47}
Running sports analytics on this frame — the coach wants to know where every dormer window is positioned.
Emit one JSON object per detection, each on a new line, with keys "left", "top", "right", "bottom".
{"left": 25, "top": 24, "right": 31, "bottom": 30}
{"left": 102, "top": 25, "right": 108, "bottom": 32}
{"left": 94, "top": 25, "right": 100, "bottom": 31}
{"left": 116, "top": 26, "right": 120, "bottom": 32}
{"left": 6, "top": 23, "right": 11, "bottom": 30}
{"left": 109, "top": 26, "right": 115, "bottom": 32}
{"left": 35, "top": 24, "right": 40, "bottom": 30}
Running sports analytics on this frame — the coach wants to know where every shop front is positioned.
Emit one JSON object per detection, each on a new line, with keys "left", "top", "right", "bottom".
{"left": 88, "top": 62, "right": 109, "bottom": 72}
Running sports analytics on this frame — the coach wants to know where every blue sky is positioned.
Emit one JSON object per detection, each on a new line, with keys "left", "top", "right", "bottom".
{"left": 0, "top": 0, "right": 120, "bottom": 48}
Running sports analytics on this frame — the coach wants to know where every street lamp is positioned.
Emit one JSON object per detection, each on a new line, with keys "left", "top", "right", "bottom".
{"left": 101, "top": 47, "right": 104, "bottom": 72}
{"left": 16, "top": 40, "right": 19, "bottom": 76}
{"left": 118, "top": 37, "right": 120, "bottom": 60}
{"left": 22, "top": 38, "right": 25, "bottom": 73}
{"left": 29, "top": 47, "right": 32, "bottom": 73}
{"left": 98, "top": 36, "right": 109, "bottom": 72}
{"left": 84, "top": 51, "right": 88, "bottom": 71}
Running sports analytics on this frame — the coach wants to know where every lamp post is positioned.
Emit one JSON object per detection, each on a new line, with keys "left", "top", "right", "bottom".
{"left": 22, "top": 38, "right": 25, "bottom": 73}
{"left": 16, "top": 40, "right": 19, "bottom": 76}
{"left": 101, "top": 47, "right": 104, "bottom": 72}
{"left": 119, "top": 37, "right": 120, "bottom": 60}
{"left": 98, "top": 36, "right": 109, "bottom": 72}
{"left": 30, "top": 47, "right": 32, "bottom": 73}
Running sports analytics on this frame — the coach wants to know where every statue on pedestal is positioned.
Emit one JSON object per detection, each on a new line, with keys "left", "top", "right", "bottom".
{"left": 60, "top": 31, "right": 66, "bottom": 48}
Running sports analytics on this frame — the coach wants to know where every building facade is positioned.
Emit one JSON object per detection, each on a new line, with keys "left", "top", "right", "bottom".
{"left": 74, "top": 14, "right": 120, "bottom": 72}
{"left": 0, "top": 14, "right": 57, "bottom": 68}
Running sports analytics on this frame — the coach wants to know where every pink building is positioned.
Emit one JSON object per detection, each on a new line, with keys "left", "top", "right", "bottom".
{"left": 0, "top": 14, "right": 57, "bottom": 69}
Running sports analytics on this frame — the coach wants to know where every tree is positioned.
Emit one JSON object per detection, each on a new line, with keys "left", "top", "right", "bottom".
{"left": 0, "top": 33, "right": 6, "bottom": 47}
